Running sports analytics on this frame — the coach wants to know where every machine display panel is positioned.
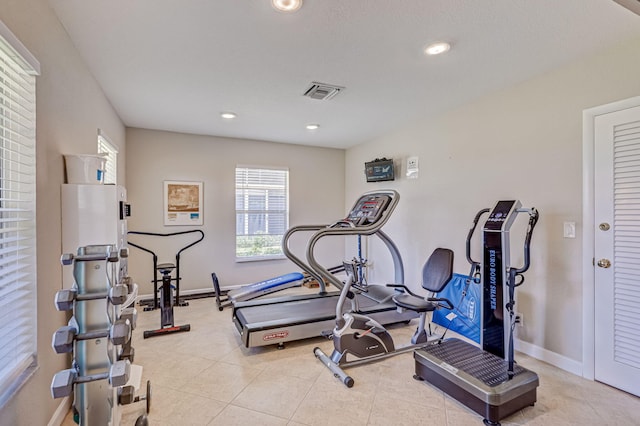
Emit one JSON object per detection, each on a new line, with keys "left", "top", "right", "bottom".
{"left": 484, "top": 200, "right": 517, "bottom": 231}
{"left": 347, "top": 195, "right": 391, "bottom": 226}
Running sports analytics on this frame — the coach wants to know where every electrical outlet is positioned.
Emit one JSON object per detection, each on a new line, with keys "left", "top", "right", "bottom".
{"left": 515, "top": 312, "right": 524, "bottom": 327}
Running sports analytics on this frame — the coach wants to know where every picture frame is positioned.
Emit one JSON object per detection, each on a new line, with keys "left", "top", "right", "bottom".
{"left": 163, "top": 180, "right": 203, "bottom": 226}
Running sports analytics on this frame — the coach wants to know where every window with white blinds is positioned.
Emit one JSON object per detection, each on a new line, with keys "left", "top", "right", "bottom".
{"left": 235, "top": 166, "right": 289, "bottom": 261}
{"left": 97, "top": 130, "right": 117, "bottom": 184}
{"left": 0, "top": 21, "right": 39, "bottom": 405}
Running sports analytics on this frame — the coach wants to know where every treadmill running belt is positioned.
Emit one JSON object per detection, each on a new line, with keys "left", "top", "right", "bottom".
{"left": 236, "top": 296, "right": 338, "bottom": 327}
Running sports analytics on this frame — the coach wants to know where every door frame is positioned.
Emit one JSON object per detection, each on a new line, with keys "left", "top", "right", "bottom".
{"left": 582, "top": 95, "right": 640, "bottom": 380}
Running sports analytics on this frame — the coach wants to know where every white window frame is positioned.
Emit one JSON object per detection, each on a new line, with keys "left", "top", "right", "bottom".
{"left": 0, "top": 20, "right": 40, "bottom": 407}
{"left": 97, "top": 129, "right": 118, "bottom": 185}
{"left": 235, "top": 166, "right": 289, "bottom": 262}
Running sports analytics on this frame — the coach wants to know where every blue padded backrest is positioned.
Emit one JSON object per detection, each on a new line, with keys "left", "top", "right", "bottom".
{"left": 421, "top": 248, "right": 454, "bottom": 293}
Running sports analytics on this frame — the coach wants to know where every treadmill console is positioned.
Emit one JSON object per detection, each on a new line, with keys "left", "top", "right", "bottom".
{"left": 346, "top": 194, "right": 391, "bottom": 226}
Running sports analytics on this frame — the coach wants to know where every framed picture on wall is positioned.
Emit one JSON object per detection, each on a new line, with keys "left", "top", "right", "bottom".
{"left": 163, "top": 180, "right": 203, "bottom": 226}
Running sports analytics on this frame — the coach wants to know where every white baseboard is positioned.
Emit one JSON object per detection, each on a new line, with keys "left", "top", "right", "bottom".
{"left": 515, "top": 338, "right": 583, "bottom": 376}
{"left": 47, "top": 397, "right": 71, "bottom": 426}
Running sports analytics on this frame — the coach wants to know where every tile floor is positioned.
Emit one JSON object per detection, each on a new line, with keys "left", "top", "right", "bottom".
{"left": 62, "top": 295, "right": 640, "bottom": 425}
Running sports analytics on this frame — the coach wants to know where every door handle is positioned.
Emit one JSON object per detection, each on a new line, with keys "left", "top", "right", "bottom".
{"left": 597, "top": 259, "right": 611, "bottom": 268}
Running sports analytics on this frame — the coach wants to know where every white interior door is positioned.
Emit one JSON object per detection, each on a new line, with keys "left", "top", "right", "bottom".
{"left": 594, "top": 105, "right": 640, "bottom": 397}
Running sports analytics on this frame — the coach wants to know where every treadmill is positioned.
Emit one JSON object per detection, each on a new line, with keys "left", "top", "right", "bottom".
{"left": 413, "top": 200, "right": 540, "bottom": 425}
{"left": 232, "top": 190, "right": 418, "bottom": 348}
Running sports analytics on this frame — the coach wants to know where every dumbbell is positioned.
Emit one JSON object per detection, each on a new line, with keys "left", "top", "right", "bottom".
{"left": 52, "top": 318, "right": 131, "bottom": 354}
{"left": 119, "top": 380, "right": 152, "bottom": 415}
{"left": 120, "top": 307, "right": 137, "bottom": 330}
{"left": 119, "top": 345, "right": 135, "bottom": 363}
{"left": 54, "top": 284, "right": 129, "bottom": 311}
{"left": 117, "top": 307, "right": 137, "bottom": 362}
{"left": 51, "top": 359, "right": 131, "bottom": 399}
{"left": 60, "top": 245, "right": 128, "bottom": 265}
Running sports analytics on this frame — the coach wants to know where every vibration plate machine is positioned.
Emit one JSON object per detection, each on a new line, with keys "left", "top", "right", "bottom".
{"left": 232, "top": 190, "right": 417, "bottom": 348}
{"left": 413, "top": 200, "right": 539, "bottom": 425}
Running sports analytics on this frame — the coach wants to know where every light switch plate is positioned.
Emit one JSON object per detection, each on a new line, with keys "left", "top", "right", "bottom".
{"left": 563, "top": 221, "right": 576, "bottom": 238}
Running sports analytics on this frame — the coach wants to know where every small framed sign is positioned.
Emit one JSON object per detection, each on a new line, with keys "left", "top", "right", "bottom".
{"left": 164, "top": 180, "right": 203, "bottom": 225}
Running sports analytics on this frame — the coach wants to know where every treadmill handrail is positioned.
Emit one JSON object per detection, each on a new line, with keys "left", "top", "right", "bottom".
{"left": 282, "top": 224, "right": 329, "bottom": 293}
{"left": 306, "top": 190, "right": 403, "bottom": 291}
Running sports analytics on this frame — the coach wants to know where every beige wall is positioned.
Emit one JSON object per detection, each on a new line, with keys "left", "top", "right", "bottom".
{"left": 125, "top": 128, "right": 345, "bottom": 296}
{"left": 0, "top": 0, "right": 125, "bottom": 424}
{"left": 346, "top": 35, "right": 640, "bottom": 367}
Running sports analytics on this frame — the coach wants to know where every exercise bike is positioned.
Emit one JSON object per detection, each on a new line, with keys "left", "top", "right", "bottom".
{"left": 127, "top": 230, "right": 203, "bottom": 338}
{"left": 143, "top": 263, "right": 191, "bottom": 338}
{"left": 314, "top": 247, "right": 455, "bottom": 387}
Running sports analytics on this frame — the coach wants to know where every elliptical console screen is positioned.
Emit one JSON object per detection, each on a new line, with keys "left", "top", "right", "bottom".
{"left": 347, "top": 194, "right": 391, "bottom": 226}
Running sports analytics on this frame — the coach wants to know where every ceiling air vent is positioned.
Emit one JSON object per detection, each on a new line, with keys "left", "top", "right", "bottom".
{"left": 613, "top": 0, "right": 640, "bottom": 16}
{"left": 303, "top": 82, "right": 345, "bottom": 100}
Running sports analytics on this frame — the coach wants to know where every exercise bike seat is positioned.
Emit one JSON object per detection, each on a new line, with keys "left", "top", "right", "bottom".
{"left": 157, "top": 263, "right": 176, "bottom": 275}
{"left": 392, "top": 248, "right": 454, "bottom": 313}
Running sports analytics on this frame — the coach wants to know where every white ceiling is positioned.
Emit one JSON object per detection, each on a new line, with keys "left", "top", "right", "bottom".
{"left": 49, "top": 0, "right": 640, "bottom": 149}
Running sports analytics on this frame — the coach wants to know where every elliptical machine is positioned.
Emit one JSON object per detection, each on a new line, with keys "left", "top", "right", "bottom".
{"left": 314, "top": 247, "right": 456, "bottom": 387}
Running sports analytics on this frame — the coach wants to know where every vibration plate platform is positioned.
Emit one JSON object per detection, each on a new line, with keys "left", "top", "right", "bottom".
{"left": 414, "top": 338, "right": 538, "bottom": 425}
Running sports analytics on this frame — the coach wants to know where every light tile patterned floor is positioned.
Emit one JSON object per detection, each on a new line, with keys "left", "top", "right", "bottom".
{"left": 62, "top": 297, "right": 640, "bottom": 425}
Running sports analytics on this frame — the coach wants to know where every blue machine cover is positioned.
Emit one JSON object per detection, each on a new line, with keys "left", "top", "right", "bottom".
{"left": 432, "top": 273, "right": 481, "bottom": 343}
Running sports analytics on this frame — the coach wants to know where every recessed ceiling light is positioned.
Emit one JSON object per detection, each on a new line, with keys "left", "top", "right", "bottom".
{"left": 306, "top": 124, "right": 319, "bottom": 130}
{"left": 272, "top": 0, "right": 303, "bottom": 12}
{"left": 424, "top": 42, "right": 451, "bottom": 56}
{"left": 221, "top": 112, "right": 237, "bottom": 119}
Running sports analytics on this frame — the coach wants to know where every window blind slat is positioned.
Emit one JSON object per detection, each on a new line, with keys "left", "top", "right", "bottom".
{"left": 0, "top": 144, "right": 36, "bottom": 159}
{"left": 0, "top": 84, "right": 32, "bottom": 116}
{"left": 0, "top": 255, "right": 32, "bottom": 275}
{"left": 0, "top": 25, "right": 38, "bottom": 405}
{"left": 0, "top": 53, "right": 34, "bottom": 87}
